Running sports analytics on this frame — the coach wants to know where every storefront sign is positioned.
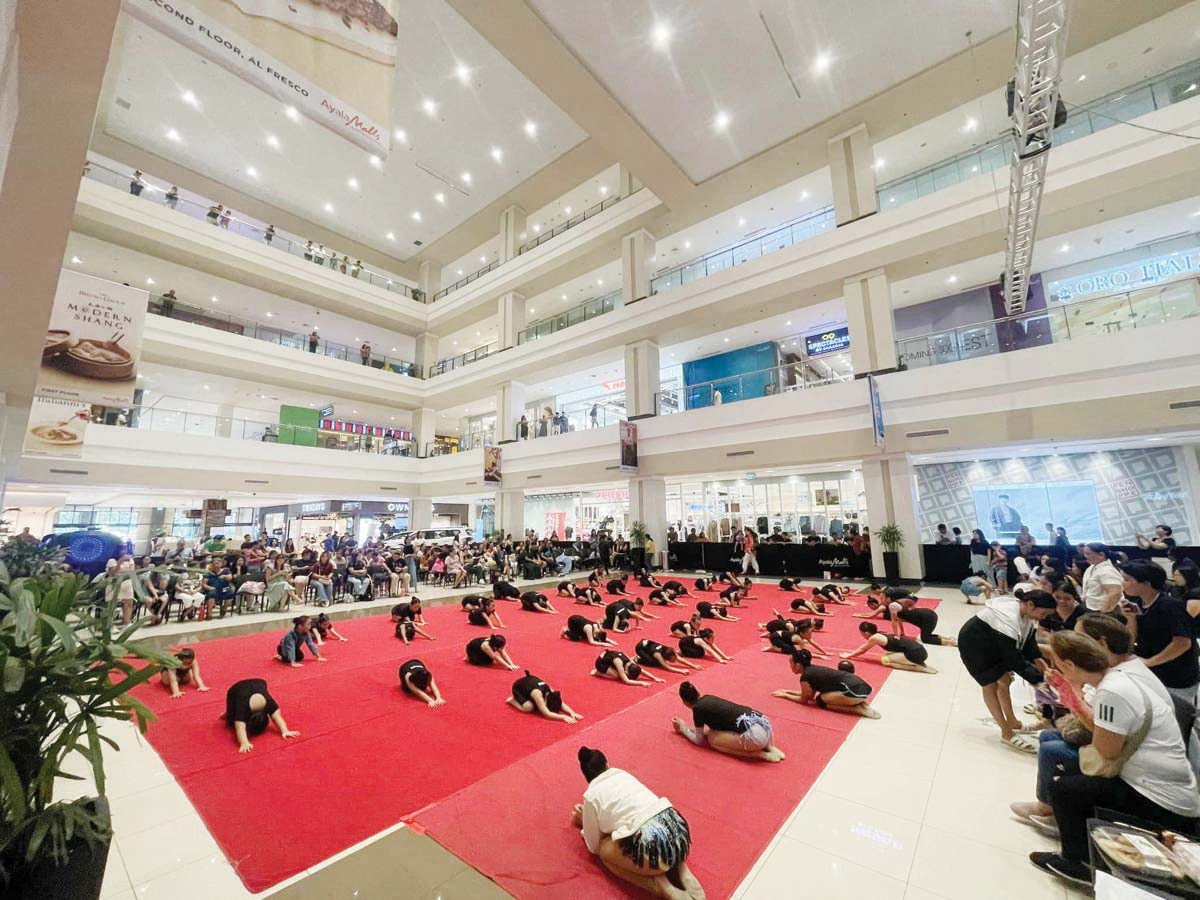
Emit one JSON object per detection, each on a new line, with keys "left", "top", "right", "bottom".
{"left": 123, "top": 0, "right": 389, "bottom": 155}
{"left": 299, "top": 501, "right": 330, "bottom": 515}
{"left": 320, "top": 418, "right": 412, "bottom": 441}
{"left": 1045, "top": 247, "right": 1200, "bottom": 302}
{"left": 804, "top": 326, "right": 851, "bottom": 357}
{"left": 320, "top": 405, "right": 334, "bottom": 418}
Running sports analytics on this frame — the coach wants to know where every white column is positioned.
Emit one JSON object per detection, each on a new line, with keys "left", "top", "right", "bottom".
{"left": 216, "top": 403, "right": 234, "bottom": 438}
{"left": 412, "top": 407, "right": 436, "bottom": 457}
{"left": 495, "top": 380, "right": 526, "bottom": 443}
{"left": 615, "top": 164, "right": 635, "bottom": 198}
{"left": 497, "top": 291, "right": 526, "bottom": 350}
{"left": 414, "top": 332, "right": 439, "bottom": 375}
{"left": 624, "top": 339, "right": 660, "bottom": 419}
{"left": 828, "top": 123, "right": 878, "bottom": 226}
{"left": 410, "top": 497, "right": 433, "bottom": 530}
{"left": 621, "top": 228, "right": 656, "bottom": 306}
{"left": 861, "top": 456, "right": 924, "bottom": 581}
{"left": 629, "top": 476, "right": 667, "bottom": 568}
{"left": 418, "top": 260, "right": 440, "bottom": 302}
{"left": 496, "top": 488, "right": 525, "bottom": 540}
{"left": 843, "top": 268, "right": 898, "bottom": 376}
{"left": 499, "top": 204, "right": 527, "bottom": 261}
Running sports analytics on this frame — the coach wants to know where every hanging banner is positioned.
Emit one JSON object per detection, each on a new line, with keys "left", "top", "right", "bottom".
{"left": 483, "top": 445, "right": 502, "bottom": 484}
{"left": 868, "top": 374, "right": 885, "bottom": 448}
{"left": 619, "top": 421, "right": 639, "bottom": 473}
{"left": 545, "top": 511, "right": 566, "bottom": 541}
{"left": 123, "top": 0, "right": 392, "bottom": 155}
{"left": 38, "top": 270, "right": 147, "bottom": 408}
{"left": 22, "top": 398, "right": 90, "bottom": 459}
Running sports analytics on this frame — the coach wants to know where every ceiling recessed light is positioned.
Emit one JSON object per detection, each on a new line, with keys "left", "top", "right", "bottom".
{"left": 393, "top": 128, "right": 408, "bottom": 143}
{"left": 266, "top": 311, "right": 273, "bottom": 317}
{"left": 266, "top": 134, "right": 280, "bottom": 149}
{"left": 963, "top": 116, "right": 979, "bottom": 132}
{"left": 490, "top": 146, "right": 503, "bottom": 162}
{"left": 532, "top": 223, "right": 541, "bottom": 232}
{"left": 434, "top": 192, "right": 445, "bottom": 204}
{"left": 422, "top": 98, "right": 438, "bottom": 117}
{"left": 457, "top": 269, "right": 463, "bottom": 275}
{"left": 323, "top": 202, "right": 334, "bottom": 213}
{"left": 1077, "top": 73, "right": 1087, "bottom": 82}
{"left": 723, "top": 337, "right": 730, "bottom": 343}
{"left": 596, "top": 279, "right": 604, "bottom": 286}
{"left": 523, "top": 120, "right": 537, "bottom": 138}
{"left": 1187, "top": 83, "right": 1198, "bottom": 94}
{"left": 461, "top": 171, "right": 472, "bottom": 185}
{"left": 455, "top": 63, "right": 471, "bottom": 85}
{"left": 211, "top": 296, "right": 219, "bottom": 303}
{"left": 181, "top": 89, "right": 198, "bottom": 108}
{"left": 712, "top": 110, "right": 731, "bottom": 132}
{"left": 651, "top": 21, "right": 672, "bottom": 50}
{"left": 203, "top": 384, "right": 210, "bottom": 390}
{"left": 70, "top": 255, "right": 82, "bottom": 264}
{"left": 812, "top": 51, "right": 833, "bottom": 74}
{"left": 800, "top": 190, "right": 810, "bottom": 200}
{"left": 684, "top": 240, "right": 692, "bottom": 249}
{"left": 284, "top": 105, "right": 300, "bottom": 122}
{"left": 737, "top": 216, "right": 746, "bottom": 226}
{"left": 165, "top": 128, "right": 181, "bottom": 142}
{"left": 476, "top": 330, "right": 481, "bottom": 336}
{"left": 347, "top": 176, "right": 359, "bottom": 190}
{"left": 369, "top": 154, "right": 382, "bottom": 169}
{"left": 564, "top": 205, "right": 572, "bottom": 214}
{"left": 529, "top": 308, "right": 535, "bottom": 313}
{"left": 411, "top": 210, "right": 422, "bottom": 222}
{"left": 872, "top": 158, "right": 885, "bottom": 170}
{"left": 386, "top": 231, "right": 395, "bottom": 241}
{"left": 786, "top": 320, "right": 792, "bottom": 326}
{"left": 1058, "top": 242, "right": 1071, "bottom": 253}
{"left": 246, "top": 165, "right": 259, "bottom": 178}
{"left": 946, "top": 274, "right": 958, "bottom": 284}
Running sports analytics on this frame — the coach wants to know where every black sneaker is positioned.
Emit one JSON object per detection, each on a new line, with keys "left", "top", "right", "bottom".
{"left": 1029, "top": 852, "right": 1092, "bottom": 887}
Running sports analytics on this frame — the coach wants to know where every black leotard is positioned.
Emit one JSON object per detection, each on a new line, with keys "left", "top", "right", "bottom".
{"left": 466, "top": 636, "right": 498, "bottom": 665}
{"left": 594, "top": 650, "right": 630, "bottom": 674}
{"left": 779, "top": 578, "right": 796, "bottom": 591}
{"left": 493, "top": 580, "right": 520, "bottom": 600}
{"left": 399, "top": 659, "right": 428, "bottom": 693}
{"left": 604, "top": 599, "right": 636, "bottom": 629}
{"left": 520, "top": 592, "right": 548, "bottom": 611}
{"left": 565, "top": 615, "right": 592, "bottom": 641}
{"left": 511, "top": 673, "right": 550, "bottom": 705}
{"left": 678, "top": 636, "right": 706, "bottom": 658}
{"left": 467, "top": 609, "right": 490, "bottom": 627}
{"left": 636, "top": 639, "right": 670, "bottom": 666}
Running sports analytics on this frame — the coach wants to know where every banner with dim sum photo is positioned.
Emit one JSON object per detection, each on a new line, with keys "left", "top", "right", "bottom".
{"left": 123, "top": 0, "right": 395, "bottom": 155}
{"left": 23, "top": 397, "right": 91, "bottom": 460}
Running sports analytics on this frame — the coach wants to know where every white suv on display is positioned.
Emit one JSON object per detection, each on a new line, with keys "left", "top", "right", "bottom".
{"left": 383, "top": 527, "right": 474, "bottom": 549}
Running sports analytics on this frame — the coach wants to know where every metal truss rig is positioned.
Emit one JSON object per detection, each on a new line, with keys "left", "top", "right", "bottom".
{"left": 1003, "top": 0, "right": 1069, "bottom": 315}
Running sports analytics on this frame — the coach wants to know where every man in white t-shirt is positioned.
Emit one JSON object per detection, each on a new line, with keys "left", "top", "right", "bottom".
{"left": 1080, "top": 543, "right": 1123, "bottom": 612}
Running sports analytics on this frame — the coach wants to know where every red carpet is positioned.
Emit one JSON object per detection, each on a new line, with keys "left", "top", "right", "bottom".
{"left": 130, "top": 580, "right": 939, "bottom": 896}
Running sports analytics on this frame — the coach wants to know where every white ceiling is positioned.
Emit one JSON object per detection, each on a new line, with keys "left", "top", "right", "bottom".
{"left": 102, "top": 3, "right": 587, "bottom": 260}
{"left": 531, "top": 0, "right": 1010, "bottom": 181}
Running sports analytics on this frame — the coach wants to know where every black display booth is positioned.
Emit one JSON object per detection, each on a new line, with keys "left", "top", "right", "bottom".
{"left": 667, "top": 541, "right": 871, "bottom": 579}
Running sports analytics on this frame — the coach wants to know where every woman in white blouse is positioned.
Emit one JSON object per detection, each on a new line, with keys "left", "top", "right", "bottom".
{"left": 571, "top": 747, "right": 703, "bottom": 899}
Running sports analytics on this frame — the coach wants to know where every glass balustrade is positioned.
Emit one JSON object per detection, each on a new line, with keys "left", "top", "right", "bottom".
{"left": 82, "top": 161, "right": 422, "bottom": 301}
{"left": 425, "top": 342, "right": 499, "bottom": 378}
{"left": 654, "top": 363, "right": 848, "bottom": 415}
{"left": 517, "top": 397, "right": 625, "bottom": 441}
{"left": 146, "top": 294, "right": 421, "bottom": 377}
{"left": 431, "top": 259, "right": 502, "bottom": 302}
{"left": 92, "top": 405, "right": 415, "bottom": 456}
{"left": 517, "top": 290, "right": 620, "bottom": 345}
{"left": 650, "top": 207, "right": 836, "bottom": 297}
{"left": 877, "top": 57, "right": 1200, "bottom": 212}
{"left": 895, "top": 278, "right": 1200, "bottom": 369}
{"left": 516, "top": 194, "right": 628, "bottom": 255}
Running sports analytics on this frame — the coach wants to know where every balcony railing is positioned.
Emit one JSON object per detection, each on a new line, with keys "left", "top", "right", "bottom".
{"left": 430, "top": 190, "right": 640, "bottom": 303}
{"left": 425, "top": 342, "right": 498, "bottom": 378}
{"left": 517, "top": 290, "right": 620, "bottom": 345}
{"left": 896, "top": 277, "right": 1200, "bottom": 370}
{"left": 516, "top": 397, "right": 625, "bottom": 440}
{"left": 654, "top": 363, "right": 847, "bottom": 415}
{"left": 650, "top": 206, "right": 836, "bottom": 297}
{"left": 147, "top": 294, "right": 421, "bottom": 377}
{"left": 877, "top": 57, "right": 1200, "bottom": 212}
{"left": 92, "top": 405, "right": 416, "bottom": 456}
{"left": 82, "top": 160, "right": 421, "bottom": 301}
{"left": 426, "top": 429, "right": 494, "bottom": 457}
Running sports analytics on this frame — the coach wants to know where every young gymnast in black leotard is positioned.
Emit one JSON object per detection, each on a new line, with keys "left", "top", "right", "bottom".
{"left": 604, "top": 597, "right": 657, "bottom": 631}
{"left": 606, "top": 575, "right": 631, "bottom": 596}
{"left": 636, "top": 638, "right": 702, "bottom": 674}
{"left": 697, "top": 600, "right": 740, "bottom": 622}
{"left": 562, "top": 615, "right": 617, "bottom": 646}
{"left": 662, "top": 579, "right": 694, "bottom": 598}
{"left": 493, "top": 579, "right": 521, "bottom": 601}
{"left": 507, "top": 671, "right": 583, "bottom": 723}
{"left": 648, "top": 586, "right": 686, "bottom": 607}
{"left": 842, "top": 622, "right": 939, "bottom": 674}
{"left": 670, "top": 613, "right": 703, "bottom": 638}
{"left": 399, "top": 659, "right": 445, "bottom": 707}
{"left": 464, "top": 596, "right": 505, "bottom": 628}
{"left": 678, "top": 627, "right": 732, "bottom": 664}
{"left": 520, "top": 591, "right": 559, "bottom": 614}
{"left": 591, "top": 649, "right": 665, "bottom": 686}
{"left": 465, "top": 634, "right": 518, "bottom": 670}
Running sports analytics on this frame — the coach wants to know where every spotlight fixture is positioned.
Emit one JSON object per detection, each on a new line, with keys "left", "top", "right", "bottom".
{"left": 246, "top": 165, "right": 259, "bottom": 178}
{"left": 461, "top": 171, "right": 472, "bottom": 185}
{"left": 490, "top": 146, "right": 503, "bottom": 162}
{"left": 348, "top": 177, "right": 359, "bottom": 190}
{"left": 523, "top": 120, "right": 537, "bottom": 138}
{"left": 394, "top": 128, "right": 408, "bottom": 143}
{"left": 455, "top": 63, "right": 471, "bottom": 85}
{"left": 266, "top": 134, "right": 280, "bottom": 149}
{"left": 165, "top": 128, "right": 181, "bottom": 142}
{"left": 181, "top": 89, "right": 199, "bottom": 108}
{"left": 812, "top": 52, "right": 833, "bottom": 74}
{"left": 369, "top": 154, "right": 382, "bottom": 169}
{"left": 713, "top": 110, "right": 731, "bottom": 132}
{"left": 946, "top": 274, "right": 959, "bottom": 284}
{"left": 651, "top": 22, "right": 672, "bottom": 50}
{"left": 386, "top": 231, "right": 396, "bottom": 241}
{"left": 324, "top": 202, "right": 334, "bottom": 213}
{"left": 422, "top": 98, "right": 438, "bottom": 117}
{"left": 411, "top": 210, "right": 422, "bottom": 221}
{"left": 1058, "top": 243, "right": 1071, "bottom": 253}
{"left": 963, "top": 116, "right": 979, "bottom": 132}
{"left": 434, "top": 192, "right": 445, "bottom": 204}
{"left": 284, "top": 105, "right": 300, "bottom": 122}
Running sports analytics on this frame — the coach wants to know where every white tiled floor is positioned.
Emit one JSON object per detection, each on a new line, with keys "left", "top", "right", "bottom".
{"left": 71, "top": 583, "right": 1080, "bottom": 899}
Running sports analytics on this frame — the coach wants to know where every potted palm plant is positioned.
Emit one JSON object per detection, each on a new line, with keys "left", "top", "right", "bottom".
{"left": 0, "top": 541, "right": 177, "bottom": 899}
{"left": 628, "top": 520, "right": 649, "bottom": 571}
{"left": 876, "top": 523, "right": 905, "bottom": 586}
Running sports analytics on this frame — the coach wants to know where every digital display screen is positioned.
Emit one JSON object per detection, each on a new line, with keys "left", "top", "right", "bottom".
{"left": 971, "top": 481, "right": 1102, "bottom": 543}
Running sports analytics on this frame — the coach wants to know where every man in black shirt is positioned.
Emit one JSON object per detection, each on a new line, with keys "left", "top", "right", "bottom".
{"left": 672, "top": 682, "right": 785, "bottom": 762}
{"left": 774, "top": 650, "right": 880, "bottom": 718}
{"left": 1122, "top": 561, "right": 1199, "bottom": 708}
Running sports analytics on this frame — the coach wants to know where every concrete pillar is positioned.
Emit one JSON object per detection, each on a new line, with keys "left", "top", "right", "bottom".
{"left": 495, "top": 380, "right": 526, "bottom": 443}
{"left": 497, "top": 291, "right": 526, "bottom": 351}
{"left": 418, "top": 260, "right": 440, "bottom": 301}
{"left": 499, "top": 204, "right": 527, "bottom": 261}
{"left": 629, "top": 476, "right": 667, "bottom": 568}
{"left": 828, "top": 124, "right": 878, "bottom": 226}
{"left": 412, "top": 407, "right": 436, "bottom": 457}
{"left": 411, "top": 497, "right": 433, "bottom": 530}
{"left": 621, "top": 228, "right": 656, "bottom": 306}
{"left": 496, "top": 488, "right": 525, "bottom": 540}
{"left": 624, "top": 339, "right": 660, "bottom": 419}
{"left": 844, "top": 268, "right": 897, "bottom": 376}
{"left": 861, "top": 455, "right": 924, "bottom": 582}
{"left": 615, "top": 164, "right": 638, "bottom": 197}
{"left": 216, "top": 403, "right": 234, "bottom": 438}
{"left": 414, "top": 332, "right": 439, "bottom": 376}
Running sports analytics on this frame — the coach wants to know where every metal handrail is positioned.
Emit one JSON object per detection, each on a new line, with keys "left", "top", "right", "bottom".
{"left": 654, "top": 363, "right": 847, "bottom": 415}
{"left": 516, "top": 193, "right": 627, "bottom": 255}
{"left": 517, "top": 289, "right": 620, "bottom": 345}
{"left": 425, "top": 342, "right": 499, "bottom": 378}
{"left": 431, "top": 259, "right": 502, "bottom": 302}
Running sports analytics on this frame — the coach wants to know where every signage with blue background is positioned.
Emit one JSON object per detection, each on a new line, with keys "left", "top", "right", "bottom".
{"left": 805, "top": 326, "right": 851, "bottom": 356}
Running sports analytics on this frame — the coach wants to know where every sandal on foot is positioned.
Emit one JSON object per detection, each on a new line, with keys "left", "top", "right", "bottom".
{"left": 1004, "top": 733, "right": 1039, "bottom": 754}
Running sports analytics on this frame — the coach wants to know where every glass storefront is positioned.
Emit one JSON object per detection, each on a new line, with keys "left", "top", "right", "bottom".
{"left": 53, "top": 505, "right": 260, "bottom": 554}
{"left": 522, "top": 488, "right": 630, "bottom": 539}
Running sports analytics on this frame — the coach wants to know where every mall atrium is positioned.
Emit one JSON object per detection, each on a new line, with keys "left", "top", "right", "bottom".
{"left": 3, "top": 1, "right": 1200, "bottom": 898}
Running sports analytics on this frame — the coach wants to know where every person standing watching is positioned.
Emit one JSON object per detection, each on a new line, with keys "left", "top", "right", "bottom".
{"left": 1080, "top": 543, "right": 1123, "bottom": 612}
{"left": 741, "top": 526, "right": 760, "bottom": 576}
{"left": 308, "top": 330, "right": 320, "bottom": 354}
{"left": 1122, "top": 560, "right": 1200, "bottom": 713}
{"left": 129, "top": 169, "right": 145, "bottom": 196}
{"left": 360, "top": 342, "right": 372, "bottom": 366}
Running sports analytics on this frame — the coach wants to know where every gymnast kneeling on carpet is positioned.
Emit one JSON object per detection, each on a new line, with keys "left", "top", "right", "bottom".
{"left": 648, "top": 587, "right": 685, "bottom": 607}
{"left": 670, "top": 613, "right": 702, "bottom": 638}
{"left": 637, "top": 638, "right": 702, "bottom": 674}
{"left": 814, "top": 583, "right": 852, "bottom": 605}
{"left": 465, "top": 596, "right": 506, "bottom": 628}
{"left": 391, "top": 597, "right": 426, "bottom": 625}
{"left": 859, "top": 585, "right": 958, "bottom": 647}
{"left": 493, "top": 579, "right": 521, "bottom": 601}
{"left": 507, "top": 671, "right": 583, "bottom": 723}
{"left": 637, "top": 569, "right": 663, "bottom": 589}
{"left": 560, "top": 581, "right": 600, "bottom": 603}
{"left": 679, "top": 628, "right": 732, "bottom": 664}
{"left": 761, "top": 616, "right": 828, "bottom": 657}
{"left": 693, "top": 575, "right": 716, "bottom": 592}
{"left": 697, "top": 600, "right": 739, "bottom": 622}
{"left": 774, "top": 649, "right": 880, "bottom": 718}
{"left": 466, "top": 634, "right": 518, "bottom": 670}
{"left": 276, "top": 616, "right": 327, "bottom": 667}
{"left": 399, "top": 659, "right": 445, "bottom": 707}
{"left": 842, "top": 623, "right": 938, "bottom": 674}
{"left": 605, "top": 597, "right": 657, "bottom": 632}
{"left": 222, "top": 678, "right": 298, "bottom": 753}
{"left": 592, "top": 649, "right": 665, "bottom": 686}
{"left": 563, "top": 614, "right": 617, "bottom": 646}
{"left": 673, "top": 682, "right": 784, "bottom": 762}
{"left": 572, "top": 746, "right": 705, "bottom": 900}
{"left": 789, "top": 595, "right": 833, "bottom": 617}
{"left": 521, "top": 591, "right": 559, "bottom": 614}
{"left": 161, "top": 647, "right": 210, "bottom": 698}
{"left": 662, "top": 579, "right": 694, "bottom": 598}
{"left": 606, "top": 574, "right": 631, "bottom": 596}
{"left": 312, "top": 612, "right": 348, "bottom": 645}
{"left": 719, "top": 583, "right": 752, "bottom": 606}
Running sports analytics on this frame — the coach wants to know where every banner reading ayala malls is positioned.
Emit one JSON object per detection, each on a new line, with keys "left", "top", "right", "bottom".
{"left": 123, "top": 0, "right": 395, "bottom": 156}
{"left": 25, "top": 270, "right": 149, "bottom": 458}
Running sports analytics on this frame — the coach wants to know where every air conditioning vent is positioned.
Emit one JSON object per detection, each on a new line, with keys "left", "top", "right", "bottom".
{"left": 1169, "top": 400, "right": 1200, "bottom": 410}
{"left": 49, "top": 468, "right": 88, "bottom": 475}
{"left": 727, "top": 450, "right": 755, "bottom": 457}
{"left": 527, "top": 474, "right": 542, "bottom": 480}
{"left": 244, "top": 479, "right": 269, "bottom": 484}
{"left": 379, "top": 486, "right": 397, "bottom": 491}
{"left": 115, "top": 97, "right": 131, "bottom": 110}
{"left": 413, "top": 240, "right": 423, "bottom": 246}
{"left": 905, "top": 428, "right": 950, "bottom": 438}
